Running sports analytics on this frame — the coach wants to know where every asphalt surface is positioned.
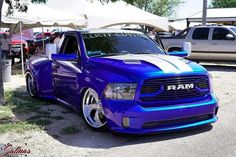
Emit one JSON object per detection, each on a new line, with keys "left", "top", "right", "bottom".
{"left": 89, "top": 64, "right": 236, "bottom": 157}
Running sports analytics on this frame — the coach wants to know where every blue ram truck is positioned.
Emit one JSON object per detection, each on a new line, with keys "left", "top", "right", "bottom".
{"left": 25, "top": 29, "right": 218, "bottom": 134}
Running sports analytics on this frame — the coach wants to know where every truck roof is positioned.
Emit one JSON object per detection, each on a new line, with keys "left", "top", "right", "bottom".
{"left": 75, "top": 28, "right": 144, "bottom": 35}
{"left": 191, "top": 25, "right": 236, "bottom": 29}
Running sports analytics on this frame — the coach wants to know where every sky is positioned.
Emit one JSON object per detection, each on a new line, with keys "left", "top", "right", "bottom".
{"left": 176, "top": 0, "right": 212, "bottom": 19}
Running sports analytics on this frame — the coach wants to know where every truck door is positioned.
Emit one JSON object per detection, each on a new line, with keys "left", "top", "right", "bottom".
{"left": 209, "top": 27, "right": 236, "bottom": 60}
{"left": 189, "top": 28, "right": 210, "bottom": 60}
{"left": 52, "top": 33, "right": 82, "bottom": 107}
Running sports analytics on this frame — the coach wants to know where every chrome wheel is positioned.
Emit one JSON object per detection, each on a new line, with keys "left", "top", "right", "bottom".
{"left": 82, "top": 88, "right": 106, "bottom": 129}
{"left": 26, "top": 73, "right": 37, "bottom": 97}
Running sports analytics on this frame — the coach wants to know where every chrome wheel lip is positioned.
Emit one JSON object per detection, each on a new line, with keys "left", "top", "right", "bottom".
{"left": 26, "top": 73, "right": 36, "bottom": 97}
{"left": 82, "top": 88, "right": 106, "bottom": 128}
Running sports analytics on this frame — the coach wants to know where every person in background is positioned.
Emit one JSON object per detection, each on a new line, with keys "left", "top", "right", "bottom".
{"left": 0, "top": 33, "right": 10, "bottom": 59}
{"left": 28, "top": 41, "right": 36, "bottom": 56}
{"left": 53, "top": 32, "right": 61, "bottom": 51}
{"left": 35, "top": 45, "right": 44, "bottom": 55}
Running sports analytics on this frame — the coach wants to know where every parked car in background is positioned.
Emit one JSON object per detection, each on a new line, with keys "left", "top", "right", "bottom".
{"left": 161, "top": 25, "right": 236, "bottom": 61}
{"left": 25, "top": 29, "right": 218, "bottom": 134}
{"left": 11, "top": 40, "right": 29, "bottom": 64}
{"left": 33, "top": 32, "right": 52, "bottom": 40}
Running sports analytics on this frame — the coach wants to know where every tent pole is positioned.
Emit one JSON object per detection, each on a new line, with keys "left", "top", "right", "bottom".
{"left": 20, "top": 21, "right": 24, "bottom": 75}
{"left": 202, "top": 0, "right": 207, "bottom": 26}
{"left": 42, "top": 27, "right": 44, "bottom": 50}
{"left": 9, "top": 27, "right": 12, "bottom": 57}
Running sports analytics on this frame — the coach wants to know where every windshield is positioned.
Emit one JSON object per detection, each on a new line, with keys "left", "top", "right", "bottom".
{"left": 230, "top": 27, "right": 236, "bottom": 34}
{"left": 82, "top": 33, "right": 165, "bottom": 57}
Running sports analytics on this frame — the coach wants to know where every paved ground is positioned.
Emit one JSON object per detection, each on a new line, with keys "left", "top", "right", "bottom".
{"left": 1, "top": 64, "right": 236, "bottom": 157}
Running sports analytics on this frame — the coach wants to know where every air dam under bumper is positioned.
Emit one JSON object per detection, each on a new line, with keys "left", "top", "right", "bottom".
{"left": 103, "top": 94, "right": 218, "bottom": 134}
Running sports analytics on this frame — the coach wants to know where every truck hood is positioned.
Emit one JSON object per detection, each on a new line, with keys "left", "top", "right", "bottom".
{"left": 88, "top": 54, "right": 207, "bottom": 81}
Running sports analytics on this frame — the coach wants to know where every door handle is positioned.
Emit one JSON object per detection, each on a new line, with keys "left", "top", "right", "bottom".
{"left": 191, "top": 42, "right": 196, "bottom": 45}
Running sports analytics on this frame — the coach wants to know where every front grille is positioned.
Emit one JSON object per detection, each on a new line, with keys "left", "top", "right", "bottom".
{"left": 196, "top": 81, "right": 209, "bottom": 89}
{"left": 140, "top": 75, "right": 209, "bottom": 102}
{"left": 141, "top": 83, "right": 161, "bottom": 94}
{"left": 142, "top": 114, "right": 213, "bottom": 129}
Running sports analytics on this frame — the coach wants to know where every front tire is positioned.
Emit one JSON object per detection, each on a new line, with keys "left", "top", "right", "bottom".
{"left": 82, "top": 88, "right": 107, "bottom": 130}
{"left": 26, "top": 73, "right": 37, "bottom": 97}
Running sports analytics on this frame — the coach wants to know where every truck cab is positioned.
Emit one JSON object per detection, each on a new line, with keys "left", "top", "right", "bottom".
{"left": 162, "top": 25, "right": 236, "bottom": 61}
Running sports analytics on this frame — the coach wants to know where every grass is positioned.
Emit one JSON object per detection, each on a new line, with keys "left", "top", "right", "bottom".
{"left": 0, "top": 105, "right": 14, "bottom": 120}
{"left": 0, "top": 122, "right": 40, "bottom": 134}
{"left": 0, "top": 89, "right": 53, "bottom": 134}
{"left": 26, "top": 115, "right": 64, "bottom": 126}
{"left": 28, "top": 118, "right": 52, "bottom": 126}
{"left": 61, "top": 125, "right": 79, "bottom": 135}
{"left": 5, "top": 90, "right": 51, "bottom": 114}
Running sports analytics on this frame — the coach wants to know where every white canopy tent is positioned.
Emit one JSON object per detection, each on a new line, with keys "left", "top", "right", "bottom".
{"left": 1, "top": 2, "right": 86, "bottom": 31}
{"left": 1, "top": 2, "right": 86, "bottom": 75}
{"left": 187, "top": 8, "right": 236, "bottom": 26}
{"left": 46, "top": 0, "right": 169, "bottom": 31}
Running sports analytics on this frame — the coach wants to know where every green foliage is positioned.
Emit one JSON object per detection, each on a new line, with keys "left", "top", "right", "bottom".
{"left": 5, "top": 0, "right": 47, "bottom": 15}
{"left": 31, "top": 0, "right": 48, "bottom": 3}
{"left": 124, "top": 0, "right": 183, "bottom": 17}
{"left": 3, "top": 0, "right": 183, "bottom": 17}
{"left": 211, "top": 0, "right": 236, "bottom": 8}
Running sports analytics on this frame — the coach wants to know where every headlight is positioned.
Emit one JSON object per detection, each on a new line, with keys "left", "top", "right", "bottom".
{"left": 104, "top": 83, "right": 137, "bottom": 100}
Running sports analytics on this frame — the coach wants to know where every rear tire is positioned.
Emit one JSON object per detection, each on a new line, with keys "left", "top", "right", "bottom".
{"left": 26, "top": 73, "right": 37, "bottom": 97}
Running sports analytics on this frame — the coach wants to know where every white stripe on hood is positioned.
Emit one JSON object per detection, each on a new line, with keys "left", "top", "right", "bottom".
{"left": 104, "top": 54, "right": 192, "bottom": 73}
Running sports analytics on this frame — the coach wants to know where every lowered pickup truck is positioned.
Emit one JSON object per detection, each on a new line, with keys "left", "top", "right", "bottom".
{"left": 161, "top": 25, "right": 236, "bottom": 61}
{"left": 25, "top": 29, "right": 218, "bottom": 134}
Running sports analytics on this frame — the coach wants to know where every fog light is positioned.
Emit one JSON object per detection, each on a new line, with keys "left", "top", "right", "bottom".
{"left": 215, "top": 107, "right": 219, "bottom": 115}
{"left": 122, "top": 117, "right": 130, "bottom": 128}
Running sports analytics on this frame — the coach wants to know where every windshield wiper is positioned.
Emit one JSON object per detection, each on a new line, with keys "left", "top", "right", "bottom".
{"left": 99, "top": 51, "right": 131, "bottom": 57}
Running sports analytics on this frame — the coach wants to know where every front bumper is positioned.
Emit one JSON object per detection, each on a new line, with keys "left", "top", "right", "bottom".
{"left": 102, "top": 94, "right": 218, "bottom": 134}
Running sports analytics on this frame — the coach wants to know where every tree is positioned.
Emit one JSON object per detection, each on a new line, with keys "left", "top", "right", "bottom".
{"left": 124, "top": 0, "right": 183, "bottom": 17}
{"left": 211, "top": 0, "right": 236, "bottom": 8}
{"left": 0, "top": 0, "right": 47, "bottom": 105}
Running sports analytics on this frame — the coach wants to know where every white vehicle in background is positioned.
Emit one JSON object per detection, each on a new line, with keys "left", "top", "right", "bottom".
{"left": 161, "top": 25, "right": 236, "bottom": 61}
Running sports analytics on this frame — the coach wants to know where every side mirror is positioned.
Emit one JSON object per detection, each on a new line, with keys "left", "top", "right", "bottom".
{"left": 168, "top": 42, "right": 192, "bottom": 57}
{"left": 51, "top": 54, "right": 78, "bottom": 62}
{"left": 168, "top": 51, "right": 189, "bottom": 57}
{"left": 182, "top": 42, "right": 191, "bottom": 57}
{"left": 226, "top": 34, "right": 235, "bottom": 40}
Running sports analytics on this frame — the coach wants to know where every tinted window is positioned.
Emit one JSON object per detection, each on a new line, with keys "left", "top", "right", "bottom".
{"left": 82, "top": 33, "right": 165, "bottom": 57}
{"left": 61, "top": 35, "right": 79, "bottom": 55}
{"left": 192, "top": 28, "right": 209, "bottom": 40}
{"left": 213, "top": 28, "right": 230, "bottom": 40}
